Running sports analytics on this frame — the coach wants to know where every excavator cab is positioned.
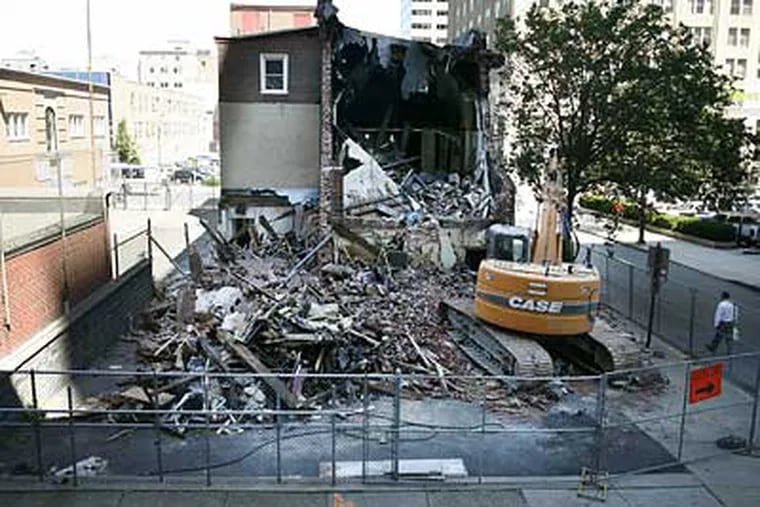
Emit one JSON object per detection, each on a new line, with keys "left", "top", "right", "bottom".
{"left": 485, "top": 225, "right": 532, "bottom": 263}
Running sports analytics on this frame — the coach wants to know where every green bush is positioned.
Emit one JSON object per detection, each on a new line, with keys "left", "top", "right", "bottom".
{"left": 579, "top": 194, "right": 615, "bottom": 214}
{"left": 673, "top": 218, "right": 735, "bottom": 242}
{"left": 579, "top": 193, "right": 735, "bottom": 242}
{"left": 649, "top": 214, "right": 673, "bottom": 230}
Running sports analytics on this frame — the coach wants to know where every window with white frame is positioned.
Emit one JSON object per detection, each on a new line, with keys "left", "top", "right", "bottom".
{"left": 94, "top": 115, "right": 106, "bottom": 137}
{"left": 260, "top": 54, "right": 289, "bottom": 94}
{"left": 743, "top": 0, "right": 753, "bottom": 15}
{"left": 5, "top": 112, "right": 29, "bottom": 140}
{"left": 69, "top": 114, "right": 85, "bottom": 137}
{"left": 731, "top": 0, "right": 741, "bottom": 13}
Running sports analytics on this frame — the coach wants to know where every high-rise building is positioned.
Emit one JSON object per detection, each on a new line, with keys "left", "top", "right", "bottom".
{"left": 230, "top": 1, "right": 316, "bottom": 36}
{"left": 401, "top": 0, "right": 450, "bottom": 45}
{"left": 138, "top": 40, "right": 218, "bottom": 153}
{"left": 448, "top": 0, "right": 760, "bottom": 135}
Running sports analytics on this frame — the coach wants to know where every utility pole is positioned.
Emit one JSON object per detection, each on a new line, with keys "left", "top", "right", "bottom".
{"left": 86, "top": 0, "right": 98, "bottom": 187}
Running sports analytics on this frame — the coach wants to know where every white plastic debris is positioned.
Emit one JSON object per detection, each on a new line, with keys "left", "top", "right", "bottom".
{"left": 52, "top": 456, "right": 108, "bottom": 479}
{"left": 195, "top": 286, "right": 243, "bottom": 315}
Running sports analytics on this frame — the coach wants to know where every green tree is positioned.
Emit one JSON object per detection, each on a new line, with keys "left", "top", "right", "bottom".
{"left": 495, "top": 1, "right": 750, "bottom": 250}
{"left": 115, "top": 119, "right": 140, "bottom": 164}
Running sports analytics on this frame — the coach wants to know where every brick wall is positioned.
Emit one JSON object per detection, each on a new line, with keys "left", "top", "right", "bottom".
{"left": 0, "top": 220, "right": 111, "bottom": 359}
{"left": 1, "top": 260, "right": 153, "bottom": 411}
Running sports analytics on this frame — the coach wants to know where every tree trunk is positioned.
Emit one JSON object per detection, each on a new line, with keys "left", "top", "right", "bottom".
{"left": 638, "top": 190, "right": 646, "bottom": 245}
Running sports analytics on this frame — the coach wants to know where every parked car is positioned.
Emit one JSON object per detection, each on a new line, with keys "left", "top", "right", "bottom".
{"left": 171, "top": 169, "right": 203, "bottom": 183}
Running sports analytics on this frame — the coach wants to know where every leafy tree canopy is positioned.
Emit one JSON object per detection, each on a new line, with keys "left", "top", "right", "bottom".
{"left": 495, "top": 0, "right": 753, "bottom": 244}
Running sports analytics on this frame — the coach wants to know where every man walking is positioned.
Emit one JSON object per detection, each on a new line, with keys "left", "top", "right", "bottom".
{"left": 707, "top": 291, "right": 738, "bottom": 355}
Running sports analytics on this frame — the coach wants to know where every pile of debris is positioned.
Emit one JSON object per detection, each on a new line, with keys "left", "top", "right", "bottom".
{"left": 103, "top": 219, "right": 570, "bottom": 431}
{"left": 341, "top": 138, "right": 492, "bottom": 222}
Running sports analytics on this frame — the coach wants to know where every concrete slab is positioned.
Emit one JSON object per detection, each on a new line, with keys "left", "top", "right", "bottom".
{"left": 225, "top": 492, "right": 327, "bottom": 507}
{"left": 330, "top": 492, "right": 427, "bottom": 507}
{"left": 320, "top": 459, "right": 468, "bottom": 479}
{"left": 616, "top": 488, "right": 721, "bottom": 507}
{"left": 0, "top": 491, "right": 123, "bottom": 507}
{"left": 120, "top": 491, "right": 227, "bottom": 507}
{"left": 521, "top": 489, "right": 630, "bottom": 507}
{"left": 427, "top": 489, "right": 528, "bottom": 507}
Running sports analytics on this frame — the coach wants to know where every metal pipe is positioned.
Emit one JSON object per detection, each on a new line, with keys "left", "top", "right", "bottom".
{"left": 627, "top": 264, "right": 634, "bottom": 320}
{"left": 113, "top": 233, "right": 120, "bottom": 279}
{"left": 31, "top": 370, "right": 43, "bottom": 482}
{"left": 593, "top": 374, "right": 608, "bottom": 474}
{"left": 362, "top": 373, "right": 368, "bottom": 484}
{"left": 86, "top": 0, "right": 97, "bottom": 186}
{"left": 67, "top": 386, "right": 78, "bottom": 487}
{"left": 688, "top": 289, "right": 697, "bottom": 355}
{"left": 152, "top": 370, "right": 164, "bottom": 482}
{"left": 677, "top": 363, "right": 691, "bottom": 461}
{"left": 0, "top": 212, "right": 11, "bottom": 329}
{"left": 202, "top": 370, "right": 211, "bottom": 486}
{"left": 331, "top": 384, "right": 337, "bottom": 486}
{"left": 147, "top": 219, "right": 153, "bottom": 264}
{"left": 276, "top": 395, "right": 282, "bottom": 484}
{"left": 747, "top": 358, "right": 760, "bottom": 451}
{"left": 391, "top": 369, "right": 401, "bottom": 481}
{"left": 479, "top": 380, "right": 486, "bottom": 485}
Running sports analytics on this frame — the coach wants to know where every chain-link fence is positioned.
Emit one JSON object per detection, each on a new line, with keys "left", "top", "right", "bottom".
{"left": 589, "top": 245, "right": 759, "bottom": 392}
{"left": 1, "top": 358, "right": 758, "bottom": 486}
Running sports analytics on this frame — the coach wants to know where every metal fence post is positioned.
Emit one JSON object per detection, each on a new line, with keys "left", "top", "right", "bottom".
{"left": 627, "top": 264, "right": 634, "bottom": 320}
{"left": 276, "top": 394, "right": 282, "bottom": 484}
{"left": 677, "top": 363, "right": 692, "bottom": 462}
{"left": 604, "top": 252, "right": 610, "bottom": 304}
{"left": 593, "top": 374, "right": 608, "bottom": 474}
{"left": 202, "top": 371, "right": 211, "bottom": 487}
{"left": 67, "top": 386, "right": 78, "bottom": 487}
{"left": 152, "top": 370, "right": 164, "bottom": 482}
{"left": 147, "top": 219, "right": 153, "bottom": 265}
{"left": 113, "top": 233, "right": 120, "bottom": 279}
{"left": 391, "top": 370, "right": 401, "bottom": 481}
{"left": 479, "top": 380, "right": 486, "bottom": 485}
{"left": 331, "top": 385, "right": 337, "bottom": 486}
{"left": 362, "top": 373, "right": 369, "bottom": 483}
{"left": 688, "top": 289, "right": 697, "bottom": 356}
{"left": 747, "top": 358, "right": 760, "bottom": 451}
{"left": 30, "top": 370, "right": 43, "bottom": 482}
{"left": 184, "top": 223, "right": 190, "bottom": 253}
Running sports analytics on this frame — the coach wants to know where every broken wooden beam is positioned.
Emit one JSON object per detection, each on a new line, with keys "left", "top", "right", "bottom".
{"left": 218, "top": 331, "right": 299, "bottom": 408}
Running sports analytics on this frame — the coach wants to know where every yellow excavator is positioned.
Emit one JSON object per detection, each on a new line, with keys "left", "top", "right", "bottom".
{"left": 444, "top": 156, "right": 640, "bottom": 376}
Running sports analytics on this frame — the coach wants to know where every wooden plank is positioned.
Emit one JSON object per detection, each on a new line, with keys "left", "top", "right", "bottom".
{"left": 218, "top": 331, "right": 299, "bottom": 408}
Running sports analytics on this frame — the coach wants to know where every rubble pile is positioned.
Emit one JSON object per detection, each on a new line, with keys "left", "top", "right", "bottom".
{"left": 399, "top": 173, "right": 491, "bottom": 220}
{"left": 110, "top": 227, "right": 500, "bottom": 425}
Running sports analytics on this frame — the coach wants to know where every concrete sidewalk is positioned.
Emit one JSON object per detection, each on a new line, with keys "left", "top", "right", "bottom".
{"left": 576, "top": 213, "right": 760, "bottom": 289}
{"left": 0, "top": 471, "right": 744, "bottom": 507}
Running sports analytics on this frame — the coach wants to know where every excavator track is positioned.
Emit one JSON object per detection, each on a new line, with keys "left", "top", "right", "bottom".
{"left": 443, "top": 299, "right": 554, "bottom": 377}
{"left": 442, "top": 300, "right": 641, "bottom": 377}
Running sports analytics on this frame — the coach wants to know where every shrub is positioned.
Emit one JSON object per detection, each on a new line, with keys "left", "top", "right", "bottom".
{"left": 673, "top": 218, "right": 736, "bottom": 242}
{"left": 579, "top": 194, "right": 615, "bottom": 214}
{"left": 649, "top": 214, "right": 673, "bottom": 230}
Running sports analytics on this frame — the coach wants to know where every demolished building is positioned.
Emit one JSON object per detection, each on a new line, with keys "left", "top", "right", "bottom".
{"left": 215, "top": 0, "right": 514, "bottom": 267}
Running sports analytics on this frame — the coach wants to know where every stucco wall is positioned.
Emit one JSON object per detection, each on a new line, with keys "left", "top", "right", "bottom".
{"left": 219, "top": 102, "right": 320, "bottom": 191}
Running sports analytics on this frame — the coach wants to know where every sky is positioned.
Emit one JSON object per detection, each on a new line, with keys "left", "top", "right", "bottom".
{"left": 0, "top": 0, "right": 401, "bottom": 78}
